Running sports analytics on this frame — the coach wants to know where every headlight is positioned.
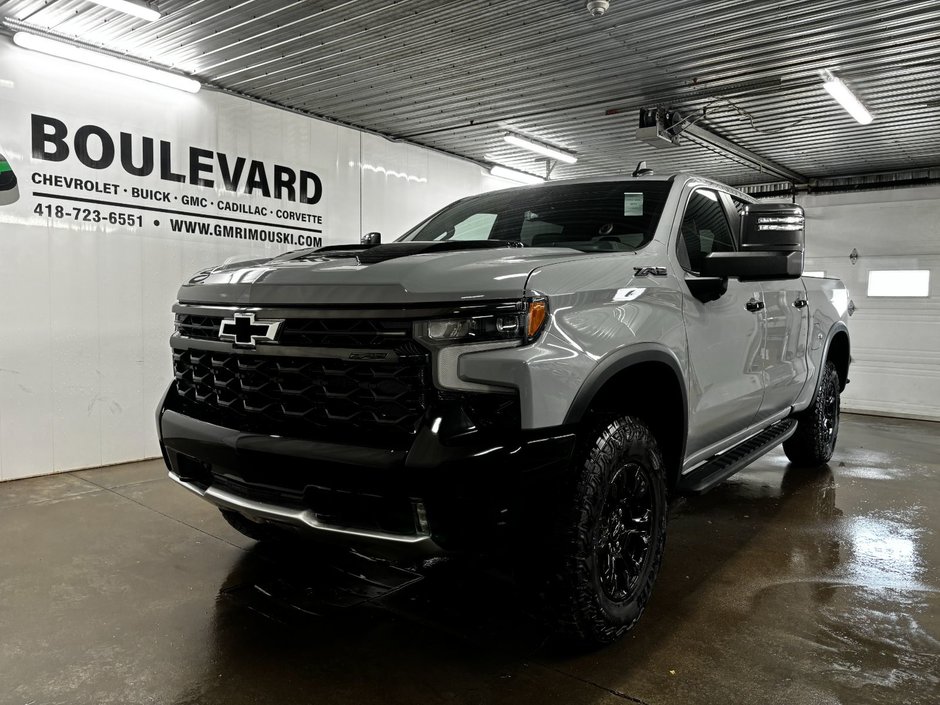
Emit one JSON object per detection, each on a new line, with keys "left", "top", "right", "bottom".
{"left": 427, "top": 314, "right": 521, "bottom": 342}
{"left": 421, "top": 298, "right": 548, "bottom": 345}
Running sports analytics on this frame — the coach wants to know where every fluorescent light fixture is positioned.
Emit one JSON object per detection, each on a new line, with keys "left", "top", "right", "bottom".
{"left": 820, "top": 69, "right": 873, "bottom": 125}
{"left": 13, "top": 32, "right": 199, "bottom": 93}
{"left": 88, "top": 0, "right": 160, "bottom": 22}
{"left": 503, "top": 133, "right": 578, "bottom": 164}
{"left": 489, "top": 165, "right": 545, "bottom": 184}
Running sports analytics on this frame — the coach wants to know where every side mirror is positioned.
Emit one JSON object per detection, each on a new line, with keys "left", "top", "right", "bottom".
{"left": 700, "top": 203, "right": 805, "bottom": 281}
{"left": 361, "top": 232, "right": 382, "bottom": 246}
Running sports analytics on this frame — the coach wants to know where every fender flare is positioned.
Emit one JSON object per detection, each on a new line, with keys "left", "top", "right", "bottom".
{"left": 798, "top": 321, "right": 851, "bottom": 412}
{"left": 564, "top": 343, "right": 689, "bottom": 480}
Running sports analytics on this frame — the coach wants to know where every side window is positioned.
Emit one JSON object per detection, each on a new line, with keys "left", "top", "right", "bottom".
{"left": 678, "top": 190, "right": 735, "bottom": 273}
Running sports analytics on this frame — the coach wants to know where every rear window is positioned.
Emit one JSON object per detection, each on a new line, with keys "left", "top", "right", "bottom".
{"left": 400, "top": 181, "right": 672, "bottom": 253}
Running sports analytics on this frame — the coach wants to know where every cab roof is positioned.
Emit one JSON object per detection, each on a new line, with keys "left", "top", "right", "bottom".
{"left": 489, "top": 172, "right": 754, "bottom": 203}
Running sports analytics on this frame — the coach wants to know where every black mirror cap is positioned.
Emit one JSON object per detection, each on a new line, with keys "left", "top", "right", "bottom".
{"left": 686, "top": 276, "right": 729, "bottom": 303}
{"left": 700, "top": 251, "right": 804, "bottom": 281}
{"left": 741, "top": 203, "right": 804, "bottom": 253}
{"left": 361, "top": 232, "right": 382, "bottom": 245}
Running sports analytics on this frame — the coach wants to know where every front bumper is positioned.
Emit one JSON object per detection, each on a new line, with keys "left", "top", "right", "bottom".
{"left": 170, "top": 472, "right": 442, "bottom": 554}
{"left": 157, "top": 384, "right": 576, "bottom": 555}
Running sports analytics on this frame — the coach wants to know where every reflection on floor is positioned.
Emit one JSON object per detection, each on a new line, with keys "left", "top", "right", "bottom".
{"left": 1, "top": 413, "right": 938, "bottom": 705}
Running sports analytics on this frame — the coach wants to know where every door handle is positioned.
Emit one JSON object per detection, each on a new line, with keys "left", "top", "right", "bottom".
{"left": 746, "top": 299, "right": 765, "bottom": 313}
{"left": 793, "top": 298, "right": 808, "bottom": 309}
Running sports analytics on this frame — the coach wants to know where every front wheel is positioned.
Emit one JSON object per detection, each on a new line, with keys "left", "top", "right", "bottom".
{"left": 547, "top": 416, "right": 667, "bottom": 646}
{"left": 783, "top": 360, "right": 841, "bottom": 467}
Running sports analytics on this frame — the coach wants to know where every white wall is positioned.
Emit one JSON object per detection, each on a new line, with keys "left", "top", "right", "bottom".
{"left": 0, "top": 41, "right": 506, "bottom": 480}
{"left": 799, "top": 186, "right": 940, "bottom": 420}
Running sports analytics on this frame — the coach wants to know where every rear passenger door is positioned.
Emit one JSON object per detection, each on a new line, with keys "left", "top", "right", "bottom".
{"left": 677, "top": 189, "right": 766, "bottom": 455}
{"left": 757, "top": 278, "right": 810, "bottom": 420}
{"left": 728, "top": 197, "right": 811, "bottom": 422}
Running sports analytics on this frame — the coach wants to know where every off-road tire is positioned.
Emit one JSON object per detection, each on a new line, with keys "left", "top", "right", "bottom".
{"left": 547, "top": 416, "right": 667, "bottom": 646}
{"left": 219, "top": 508, "right": 292, "bottom": 543}
{"left": 783, "top": 360, "right": 841, "bottom": 467}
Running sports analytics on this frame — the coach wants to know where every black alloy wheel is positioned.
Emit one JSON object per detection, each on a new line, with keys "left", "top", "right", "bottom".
{"left": 822, "top": 382, "right": 840, "bottom": 455}
{"left": 594, "top": 462, "right": 655, "bottom": 602}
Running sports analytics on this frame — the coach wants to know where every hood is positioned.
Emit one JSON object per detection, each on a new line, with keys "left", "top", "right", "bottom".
{"left": 178, "top": 241, "right": 589, "bottom": 306}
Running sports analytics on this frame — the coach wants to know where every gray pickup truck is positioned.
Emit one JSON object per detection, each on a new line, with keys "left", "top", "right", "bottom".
{"left": 157, "top": 173, "right": 850, "bottom": 644}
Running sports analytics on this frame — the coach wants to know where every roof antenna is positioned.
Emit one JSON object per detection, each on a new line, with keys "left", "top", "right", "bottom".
{"left": 632, "top": 160, "right": 654, "bottom": 177}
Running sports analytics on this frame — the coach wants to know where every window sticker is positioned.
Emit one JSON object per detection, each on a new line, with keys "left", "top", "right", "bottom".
{"left": 623, "top": 193, "right": 644, "bottom": 216}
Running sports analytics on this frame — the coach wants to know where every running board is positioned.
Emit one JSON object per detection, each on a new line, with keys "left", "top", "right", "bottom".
{"left": 677, "top": 419, "right": 797, "bottom": 494}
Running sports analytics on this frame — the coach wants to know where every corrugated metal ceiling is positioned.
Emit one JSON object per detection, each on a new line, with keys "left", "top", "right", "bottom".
{"left": 2, "top": 0, "right": 939, "bottom": 185}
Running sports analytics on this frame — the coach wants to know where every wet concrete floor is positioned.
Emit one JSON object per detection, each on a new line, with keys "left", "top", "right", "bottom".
{"left": 0, "top": 413, "right": 937, "bottom": 705}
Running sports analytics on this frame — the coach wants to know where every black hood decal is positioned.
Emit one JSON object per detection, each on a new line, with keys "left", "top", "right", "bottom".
{"left": 355, "top": 240, "right": 520, "bottom": 265}
{"left": 277, "top": 239, "right": 524, "bottom": 266}
{"left": 287, "top": 239, "right": 524, "bottom": 265}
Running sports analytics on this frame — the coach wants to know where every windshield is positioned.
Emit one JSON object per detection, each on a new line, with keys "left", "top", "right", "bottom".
{"left": 399, "top": 181, "right": 672, "bottom": 253}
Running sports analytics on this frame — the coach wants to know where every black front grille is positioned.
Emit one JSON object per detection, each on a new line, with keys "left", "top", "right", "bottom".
{"left": 175, "top": 314, "right": 414, "bottom": 348}
{"left": 176, "top": 314, "right": 220, "bottom": 340}
{"left": 172, "top": 349, "right": 430, "bottom": 444}
{"left": 279, "top": 318, "right": 412, "bottom": 347}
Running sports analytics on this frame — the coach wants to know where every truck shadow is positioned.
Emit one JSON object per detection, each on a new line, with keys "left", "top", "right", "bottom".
{"left": 175, "top": 461, "right": 842, "bottom": 703}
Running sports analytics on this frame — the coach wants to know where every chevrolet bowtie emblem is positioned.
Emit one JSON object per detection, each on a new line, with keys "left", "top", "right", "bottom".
{"left": 219, "top": 312, "right": 282, "bottom": 347}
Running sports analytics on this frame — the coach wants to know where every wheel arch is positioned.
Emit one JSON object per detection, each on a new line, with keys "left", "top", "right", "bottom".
{"left": 826, "top": 325, "right": 850, "bottom": 391}
{"left": 564, "top": 344, "right": 688, "bottom": 489}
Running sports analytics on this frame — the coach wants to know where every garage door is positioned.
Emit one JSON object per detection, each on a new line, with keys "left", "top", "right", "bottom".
{"left": 800, "top": 186, "right": 940, "bottom": 421}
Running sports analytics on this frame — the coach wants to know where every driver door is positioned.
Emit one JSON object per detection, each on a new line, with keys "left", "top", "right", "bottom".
{"left": 677, "top": 189, "right": 766, "bottom": 456}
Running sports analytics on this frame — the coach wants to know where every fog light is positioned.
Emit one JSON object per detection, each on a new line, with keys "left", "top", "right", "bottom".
{"left": 414, "top": 502, "right": 430, "bottom": 535}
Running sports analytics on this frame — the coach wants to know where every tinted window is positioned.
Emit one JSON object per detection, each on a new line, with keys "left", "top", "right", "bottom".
{"left": 401, "top": 182, "right": 672, "bottom": 253}
{"left": 678, "top": 190, "right": 735, "bottom": 272}
{"left": 419, "top": 212, "right": 498, "bottom": 241}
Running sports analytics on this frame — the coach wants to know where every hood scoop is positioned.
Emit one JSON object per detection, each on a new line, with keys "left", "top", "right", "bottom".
{"left": 354, "top": 240, "right": 520, "bottom": 265}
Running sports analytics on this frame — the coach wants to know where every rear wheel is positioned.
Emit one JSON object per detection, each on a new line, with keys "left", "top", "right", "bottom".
{"left": 784, "top": 361, "right": 841, "bottom": 467}
{"left": 546, "top": 416, "right": 667, "bottom": 645}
